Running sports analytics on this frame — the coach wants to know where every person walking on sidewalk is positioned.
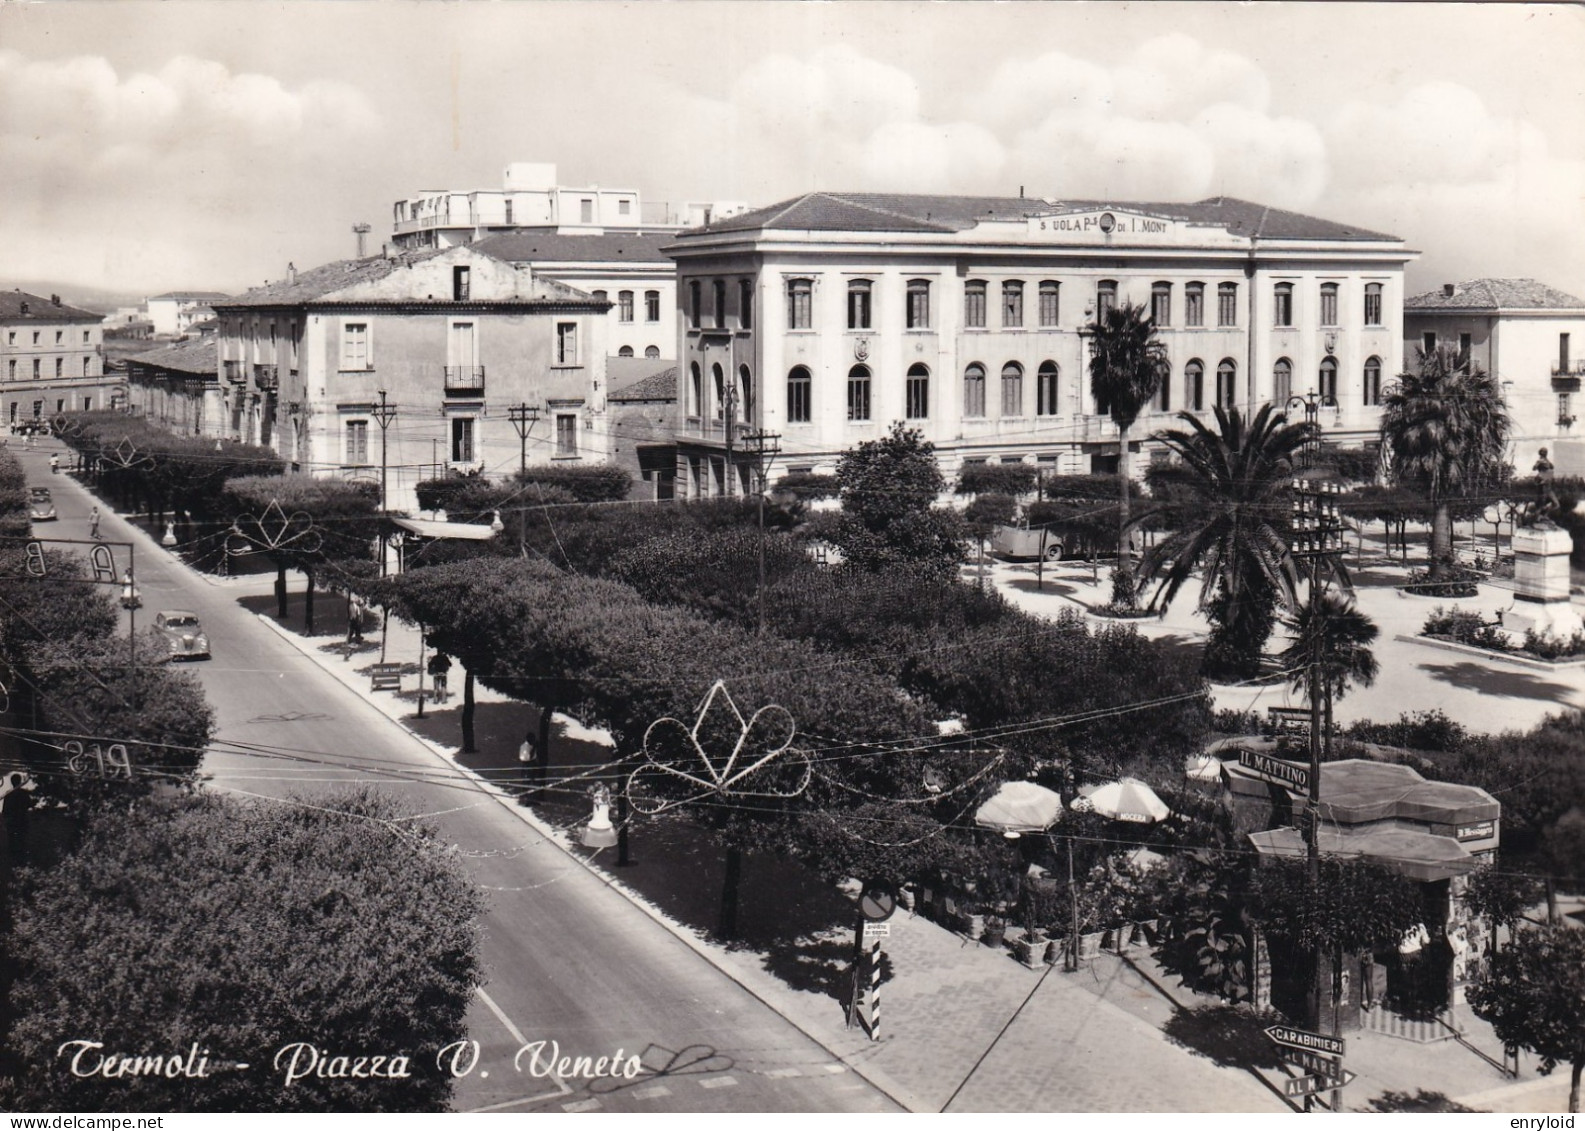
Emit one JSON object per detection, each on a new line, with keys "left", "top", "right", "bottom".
{"left": 517, "top": 729, "right": 538, "bottom": 796}
{"left": 89, "top": 507, "right": 100, "bottom": 539}
{"left": 426, "top": 650, "right": 451, "bottom": 703}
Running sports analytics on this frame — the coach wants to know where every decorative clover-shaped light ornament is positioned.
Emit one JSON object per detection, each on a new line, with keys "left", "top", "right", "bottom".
{"left": 230, "top": 499, "right": 324, "bottom": 556}
{"left": 627, "top": 680, "right": 809, "bottom": 816}
{"left": 96, "top": 437, "right": 155, "bottom": 473}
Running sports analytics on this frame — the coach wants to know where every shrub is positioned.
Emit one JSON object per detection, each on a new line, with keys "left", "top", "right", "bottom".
{"left": 773, "top": 470, "right": 839, "bottom": 500}
{"left": 512, "top": 463, "right": 632, "bottom": 503}
{"left": 1346, "top": 709, "right": 1467, "bottom": 753}
{"left": 1522, "top": 629, "right": 1585, "bottom": 660}
{"left": 1421, "top": 605, "right": 1512, "bottom": 652}
{"left": 957, "top": 463, "right": 1038, "bottom": 497}
{"left": 1404, "top": 561, "right": 1482, "bottom": 598}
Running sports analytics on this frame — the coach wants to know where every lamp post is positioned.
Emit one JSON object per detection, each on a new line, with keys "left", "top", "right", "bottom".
{"left": 508, "top": 402, "right": 540, "bottom": 477}
{"left": 371, "top": 390, "right": 397, "bottom": 575}
{"left": 741, "top": 428, "right": 782, "bottom": 636}
{"left": 1286, "top": 390, "right": 1337, "bottom": 468}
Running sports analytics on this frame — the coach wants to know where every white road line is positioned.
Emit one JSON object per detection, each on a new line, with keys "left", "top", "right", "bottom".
{"left": 763, "top": 1067, "right": 802, "bottom": 1078}
{"left": 562, "top": 1098, "right": 602, "bottom": 1112}
{"left": 476, "top": 985, "right": 531, "bottom": 1047}
{"left": 631, "top": 1084, "right": 672, "bottom": 1099}
{"left": 466, "top": 986, "right": 571, "bottom": 1110}
{"left": 698, "top": 1076, "right": 738, "bottom": 1089}
{"left": 821, "top": 1064, "right": 847, "bottom": 1074}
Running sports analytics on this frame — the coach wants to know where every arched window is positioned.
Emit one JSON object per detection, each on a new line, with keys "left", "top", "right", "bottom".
{"left": 1184, "top": 282, "right": 1205, "bottom": 327}
{"left": 1186, "top": 360, "right": 1205, "bottom": 411}
{"left": 1216, "top": 359, "right": 1237, "bottom": 409}
{"left": 1363, "top": 356, "right": 1383, "bottom": 406}
{"left": 738, "top": 364, "right": 753, "bottom": 420}
{"left": 1319, "top": 282, "right": 1339, "bottom": 327}
{"left": 906, "top": 280, "right": 931, "bottom": 329}
{"left": 847, "top": 365, "right": 871, "bottom": 421}
{"left": 964, "top": 281, "right": 986, "bottom": 328}
{"left": 1364, "top": 283, "right": 1383, "bottom": 327}
{"left": 786, "top": 366, "right": 811, "bottom": 423}
{"left": 1273, "top": 358, "right": 1292, "bottom": 406}
{"left": 1273, "top": 283, "right": 1294, "bottom": 328}
{"left": 688, "top": 362, "right": 703, "bottom": 418}
{"left": 712, "top": 362, "right": 726, "bottom": 419}
{"left": 786, "top": 278, "right": 813, "bottom": 329}
{"left": 1217, "top": 283, "right": 1238, "bottom": 327}
{"left": 1001, "top": 362, "right": 1024, "bottom": 417}
{"left": 1318, "top": 357, "right": 1338, "bottom": 402}
{"left": 618, "top": 291, "right": 634, "bottom": 323}
{"left": 1038, "top": 282, "right": 1060, "bottom": 328}
{"left": 644, "top": 345, "right": 660, "bottom": 359}
{"left": 1151, "top": 282, "right": 1171, "bottom": 326}
{"left": 1097, "top": 280, "right": 1118, "bottom": 318}
{"left": 1002, "top": 281, "right": 1024, "bottom": 329}
{"left": 1037, "top": 362, "right": 1060, "bottom": 416}
{"left": 1156, "top": 365, "right": 1171, "bottom": 412}
{"left": 847, "top": 279, "right": 873, "bottom": 330}
{"left": 906, "top": 363, "right": 930, "bottom": 419}
{"left": 963, "top": 363, "right": 986, "bottom": 417}
{"left": 618, "top": 345, "right": 634, "bottom": 358}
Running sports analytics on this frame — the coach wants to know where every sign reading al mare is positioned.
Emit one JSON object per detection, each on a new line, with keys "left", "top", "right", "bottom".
{"left": 1238, "top": 749, "right": 1311, "bottom": 793}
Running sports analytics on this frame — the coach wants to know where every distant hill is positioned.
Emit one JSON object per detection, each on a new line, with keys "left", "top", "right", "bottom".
{"left": 0, "top": 279, "right": 150, "bottom": 314}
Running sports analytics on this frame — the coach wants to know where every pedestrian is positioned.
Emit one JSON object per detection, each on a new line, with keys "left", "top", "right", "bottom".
{"left": 518, "top": 729, "right": 538, "bottom": 793}
{"left": 89, "top": 507, "right": 100, "bottom": 539}
{"left": 49, "top": 454, "right": 58, "bottom": 474}
{"left": 426, "top": 650, "right": 451, "bottom": 702}
{"left": 346, "top": 594, "right": 365, "bottom": 645}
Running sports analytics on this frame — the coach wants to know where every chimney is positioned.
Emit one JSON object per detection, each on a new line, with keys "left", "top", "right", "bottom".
{"left": 287, "top": 263, "right": 297, "bottom": 285}
{"left": 353, "top": 222, "right": 372, "bottom": 258}
{"left": 18, "top": 301, "right": 28, "bottom": 314}
{"left": 1443, "top": 283, "right": 1457, "bottom": 297}
{"left": 50, "top": 293, "right": 61, "bottom": 305}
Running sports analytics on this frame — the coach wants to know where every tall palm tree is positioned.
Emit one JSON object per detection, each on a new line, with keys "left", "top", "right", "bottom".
{"left": 1087, "top": 301, "right": 1170, "bottom": 592}
{"left": 1276, "top": 591, "right": 1380, "bottom": 742}
{"left": 1137, "top": 404, "right": 1315, "bottom": 680}
{"left": 1379, "top": 345, "right": 1511, "bottom": 580}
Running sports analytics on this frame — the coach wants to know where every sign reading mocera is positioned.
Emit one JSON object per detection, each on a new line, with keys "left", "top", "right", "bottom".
{"left": 1238, "top": 749, "right": 1311, "bottom": 793}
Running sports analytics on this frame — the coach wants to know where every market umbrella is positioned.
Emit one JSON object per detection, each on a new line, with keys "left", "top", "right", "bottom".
{"left": 1079, "top": 778, "right": 1171, "bottom": 824}
{"left": 974, "top": 780, "right": 1064, "bottom": 836}
{"left": 1185, "top": 753, "right": 1222, "bottom": 782}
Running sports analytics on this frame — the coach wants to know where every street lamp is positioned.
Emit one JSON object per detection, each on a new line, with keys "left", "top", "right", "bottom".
{"left": 1286, "top": 390, "right": 1338, "bottom": 468}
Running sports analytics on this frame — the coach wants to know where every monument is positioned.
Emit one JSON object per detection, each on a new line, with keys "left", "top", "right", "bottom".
{"left": 1501, "top": 449, "right": 1584, "bottom": 641}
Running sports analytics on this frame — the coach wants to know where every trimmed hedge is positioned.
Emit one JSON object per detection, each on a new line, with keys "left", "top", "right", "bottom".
{"left": 512, "top": 464, "right": 632, "bottom": 503}
{"left": 957, "top": 463, "right": 1038, "bottom": 497}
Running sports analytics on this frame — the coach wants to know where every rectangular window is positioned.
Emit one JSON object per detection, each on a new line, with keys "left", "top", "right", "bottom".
{"left": 345, "top": 420, "right": 369, "bottom": 464}
{"left": 1458, "top": 332, "right": 1473, "bottom": 371}
{"left": 82, "top": 357, "right": 90, "bottom": 377}
{"left": 32, "top": 332, "right": 39, "bottom": 345}
{"left": 787, "top": 368, "right": 811, "bottom": 423}
{"left": 556, "top": 322, "right": 578, "bottom": 365}
{"left": 1422, "top": 332, "right": 1437, "bottom": 355}
{"left": 1274, "top": 283, "right": 1294, "bottom": 327}
{"left": 342, "top": 323, "right": 370, "bottom": 370}
{"left": 906, "top": 280, "right": 930, "bottom": 330}
{"left": 32, "top": 359, "right": 39, "bottom": 379}
{"left": 646, "top": 290, "right": 660, "bottom": 322}
{"left": 1561, "top": 393, "right": 1574, "bottom": 423}
{"left": 847, "top": 368, "right": 871, "bottom": 421}
{"left": 619, "top": 199, "right": 631, "bottom": 216}
{"left": 787, "top": 279, "right": 813, "bottom": 330}
{"left": 55, "top": 331, "right": 63, "bottom": 344}
{"left": 848, "top": 280, "right": 872, "bottom": 330}
{"left": 1182, "top": 283, "right": 1203, "bottom": 328}
{"left": 452, "top": 266, "right": 470, "bottom": 301}
{"left": 54, "top": 358, "right": 62, "bottom": 378}
{"left": 713, "top": 279, "right": 726, "bottom": 329}
{"left": 1002, "top": 281, "right": 1023, "bottom": 329}
{"left": 1562, "top": 333, "right": 1572, "bottom": 372}
{"left": 5, "top": 332, "right": 12, "bottom": 345}
{"left": 1151, "top": 282, "right": 1171, "bottom": 326}
{"left": 688, "top": 281, "right": 701, "bottom": 328}
{"left": 580, "top": 198, "right": 593, "bottom": 223}
{"left": 1097, "top": 280, "right": 1118, "bottom": 318}
{"left": 7, "top": 360, "right": 14, "bottom": 379}
{"left": 1365, "top": 283, "right": 1384, "bottom": 326}
{"left": 83, "top": 330, "right": 90, "bottom": 344}
{"left": 556, "top": 413, "right": 577, "bottom": 457}
{"left": 450, "top": 417, "right": 475, "bottom": 463}
{"left": 618, "top": 291, "right": 634, "bottom": 322}
{"left": 739, "top": 280, "right": 753, "bottom": 329}
{"left": 1217, "top": 283, "right": 1238, "bottom": 327}
{"left": 1320, "top": 283, "right": 1339, "bottom": 327}
{"left": 964, "top": 281, "right": 986, "bottom": 329}
{"left": 1038, "top": 281, "right": 1060, "bottom": 328}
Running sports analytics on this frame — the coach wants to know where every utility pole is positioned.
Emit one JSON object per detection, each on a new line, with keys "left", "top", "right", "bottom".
{"left": 372, "top": 390, "right": 398, "bottom": 576}
{"left": 508, "top": 402, "right": 540, "bottom": 477}
{"left": 722, "top": 381, "right": 738, "bottom": 498}
{"left": 741, "top": 428, "right": 782, "bottom": 636}
{"left": 1290, "top": 475, "right": 1348, "bottom": 1112}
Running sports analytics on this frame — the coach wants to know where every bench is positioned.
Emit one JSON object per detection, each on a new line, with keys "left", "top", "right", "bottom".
{"left": 370, "top": 663, "right": 403, "bottom": 693}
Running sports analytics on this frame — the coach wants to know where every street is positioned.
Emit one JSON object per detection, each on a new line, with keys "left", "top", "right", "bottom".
{"left": 16, "top": 441, "right": 900, "bottom": 1114}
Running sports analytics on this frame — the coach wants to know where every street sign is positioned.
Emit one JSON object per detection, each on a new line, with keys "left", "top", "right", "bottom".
{"left": 1281, "top": 1047, "right": 1342, "bottom": 1077}
{"left": 859, "top": 879, "right": 897, "bottom": 922}
{"left": 1238, "top": 749, "right": 1310, "bottom": 793}
{"left": 1265, "top": 1025, "right": 1345, "bottom": 1057}
{"left": 1283, "top": 1070, "right": 1355, "bottom": 1098}
{"left": 862, "top": 922, "right": 891, "bottom": 939}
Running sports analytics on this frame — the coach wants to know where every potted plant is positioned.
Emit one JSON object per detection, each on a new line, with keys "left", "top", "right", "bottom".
{"left": 1013, "top": 925, "right": 1049, "bottom": 968}
{"left": 982, "top": 914, "right": 1007, "bottom": 948}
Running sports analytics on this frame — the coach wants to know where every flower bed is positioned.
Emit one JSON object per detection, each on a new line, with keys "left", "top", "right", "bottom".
{"left": 1420, "top": 605, "right": 1585, "bottom": 660}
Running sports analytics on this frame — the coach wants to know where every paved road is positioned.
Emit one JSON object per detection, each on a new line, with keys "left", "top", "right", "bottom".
{"left": 20, "top": 443, "right": 899, "bottom": 1114}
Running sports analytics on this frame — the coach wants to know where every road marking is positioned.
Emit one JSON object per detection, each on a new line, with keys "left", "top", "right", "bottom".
{"left": 466, "top": 986, "right": 571, "bottom": 1110}
{"left": 562, "top": 1099, "right": 602, "bottom": 1112}
{"left": 699, "top": 1076, "right": 738, "bottom": 1089}
{"left": 631, "top": 1084, "right": 671, "bottom": 1099}
{"left": 821, "top": 1064, "right": 847, "bottom": 1074}
{"left": 763, "top": 1067, "right": 802, "bottom": 1078}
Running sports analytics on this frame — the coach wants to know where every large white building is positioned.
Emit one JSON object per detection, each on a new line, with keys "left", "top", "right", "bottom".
{"left": 663, "top": 192, "right": 1416, "bottom": 494}
{"left": 1403, "top": 279, "right": 1585, "bottom": 477}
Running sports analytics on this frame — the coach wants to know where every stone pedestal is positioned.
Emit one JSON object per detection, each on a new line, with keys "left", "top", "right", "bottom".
{"left": 1502, "top": 524, "right": 1584, "bottom": 640}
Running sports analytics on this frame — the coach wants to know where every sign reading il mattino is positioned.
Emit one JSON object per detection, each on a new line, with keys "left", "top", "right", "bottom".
{"left": 1237, "top": 748, "right": 1311, "bottom": 793}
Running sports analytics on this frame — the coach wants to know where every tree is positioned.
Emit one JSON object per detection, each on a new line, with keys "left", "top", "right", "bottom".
{"left": 1462, "top": 864, "right": 1540, "bottom": 961}
{"left": 1379, "top": 346, "right": 1511, "bottom": 580}
{"left": 1086, "top": 301, "right": 1171, "bottom": 594}
{"left": 1468, "top": 925, "right": 1585, "bottom": 1112}
{"left": 1275, "top": 591, "right": 1379, "bottom": 744}
{"left": 1137, "top": 404, "right": 1314, "bottom": 681}
{"left": 0, "top": 789, "right": 485, "bottom": 1112}
{"left": 832, "top": 423, "right": 964, "bottom": 577}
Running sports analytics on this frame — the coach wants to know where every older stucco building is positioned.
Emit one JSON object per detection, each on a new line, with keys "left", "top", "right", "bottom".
{"left": 1, "top": 290, "right": 115, "bottom": 426}
{"left": 1403, "top": 278, "right": 1585, "bottom": 476}
{"left": 212, "top": 244, "right": 609, "bottom": 511}
{"left": 663, "top": 193, "right": 1416, "bottom": 495}
{"left": 126, "top": 338, "right": 220, "bottom": 436}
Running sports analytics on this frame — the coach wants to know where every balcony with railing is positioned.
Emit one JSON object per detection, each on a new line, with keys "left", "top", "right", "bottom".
{"left": 444, "top": 365, "right": 485, "bottom": 397}
{"left": 253, "top": 364, "right": 278, "bottom": 391}
{"left": 223, "top": 360, "right": 244, "bottom": 385}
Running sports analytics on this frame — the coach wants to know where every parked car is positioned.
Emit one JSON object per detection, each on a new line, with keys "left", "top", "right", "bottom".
{"left": 991, "top": 523, "right": 1071, "bottom": 561}
{"left": 27, "top": 487, "right": 56, "bottom": 521}
{"left": 154, "top": 610, "right": 210, "bottom": 660}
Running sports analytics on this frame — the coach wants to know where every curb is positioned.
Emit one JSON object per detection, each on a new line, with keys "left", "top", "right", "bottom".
{"left": 1394, "top": 633, "right": 1585, "bottom": 670}
{"left": 251, "top": 610, "right": 928, "bottom": 1113}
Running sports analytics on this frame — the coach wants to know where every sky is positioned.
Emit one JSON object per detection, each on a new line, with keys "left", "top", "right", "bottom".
{"left": 2, "top": 1, "right": 1582, "bottom": 303}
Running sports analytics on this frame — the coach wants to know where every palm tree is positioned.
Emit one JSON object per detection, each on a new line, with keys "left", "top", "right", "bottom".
{"left": 1087, "top": 301, "right": 1170, "bottom": 596}
{"left": 1136, "top": 404, "right": 1315, "bottom": 681}
{"left": 1276, "top": 590, "right": 1380, "bottom": 742}
{"left": 1379, "top": 345, "right": 1510, "bottom": 580}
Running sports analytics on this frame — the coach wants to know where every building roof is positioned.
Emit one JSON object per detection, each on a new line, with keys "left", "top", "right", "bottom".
{"left": 0, "top": 289, "right": 104, "bottom": 324}
{"left": 609, "top": 362, "right": 677, "bottom": 403}
{"left": 1248, "top": 824, "right": 1475, "bottom": 883}
{"left": 127, "top": 338, "right": 218, "bottom": 376}
{"left": 1225, "top": 754, "right": 1499, "bottom": 827}
{"left": 687, "top": 191, "right": 1400, "bottom": 242}
{"left": 217, "top": 248, "right": 596, "bottom": 308}
{"left": 472, "top": 231, "right": 677, "bottom": 265}
{"left": 1405, "top": 278, "right": 1585, "bottom": 312}
{"left": 148, "top": 291, "right": 231, "bottom": 302}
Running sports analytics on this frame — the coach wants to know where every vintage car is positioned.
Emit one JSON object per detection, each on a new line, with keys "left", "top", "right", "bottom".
{"left": 154, "top": 610, "right": 211, "bottom": 660}
{"left": 27, "top": 486, "right": 56, "bottom": 521}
